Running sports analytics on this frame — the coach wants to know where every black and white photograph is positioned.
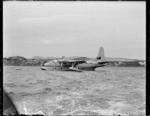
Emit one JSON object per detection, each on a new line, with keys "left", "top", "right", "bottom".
{"left": 3, "top": 1, "right": 146, "bottom": 115}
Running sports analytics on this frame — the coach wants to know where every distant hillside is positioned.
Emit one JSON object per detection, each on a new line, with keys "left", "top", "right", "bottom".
{"left": 3, "top": 56, "right": 47, "bottom": 66}
{"left": 3, "top": 56, "right": 27, "bottom": 66}
{"left": 3, "top": 56, "right": 145, "bottom": 67}
{"left": 104, "top": 57, "right": 139, "bottom": 61}
{"left": 31, "top": 56, "right": 58, "bottom": 60}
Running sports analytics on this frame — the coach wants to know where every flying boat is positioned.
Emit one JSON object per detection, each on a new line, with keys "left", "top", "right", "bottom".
{"left": 41, "top": 47, "right": 108, "bottom": 72}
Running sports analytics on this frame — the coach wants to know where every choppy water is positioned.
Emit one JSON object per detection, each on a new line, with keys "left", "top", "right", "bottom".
{"left": 3, "top": 66, "right": 145, "bottom": 115}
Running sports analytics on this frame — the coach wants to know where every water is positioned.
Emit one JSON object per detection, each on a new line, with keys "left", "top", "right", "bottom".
{"left": 3, "top": 66, "right": 145, "bottom": 115}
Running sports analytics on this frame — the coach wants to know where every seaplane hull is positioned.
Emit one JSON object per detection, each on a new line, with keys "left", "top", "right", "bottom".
{"left": 41, "top": 65, "right": 104, "bottom": 72}
{"left": 41, "top": 67, "right": 74, "bottom": 71}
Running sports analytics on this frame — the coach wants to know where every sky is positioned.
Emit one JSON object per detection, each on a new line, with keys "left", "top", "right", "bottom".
{"left": 3, "top": 1, "right": 146, "bottom": 60}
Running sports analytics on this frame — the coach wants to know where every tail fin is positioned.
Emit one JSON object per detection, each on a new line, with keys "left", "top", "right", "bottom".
{"left": 96, "top": 47, "right": 105, "bottom": 60}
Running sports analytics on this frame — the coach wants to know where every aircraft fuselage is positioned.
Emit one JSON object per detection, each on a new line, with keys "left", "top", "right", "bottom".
{"left": 41, "top": 61, "right": 104, "bottom": 71}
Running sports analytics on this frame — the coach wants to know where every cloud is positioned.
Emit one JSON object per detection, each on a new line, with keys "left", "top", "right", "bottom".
{"left": 18, "top": 14, "right": 90, "bottom": 24}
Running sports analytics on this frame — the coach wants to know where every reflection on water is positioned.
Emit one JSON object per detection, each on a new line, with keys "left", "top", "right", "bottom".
{"left": 3, "top": 66, "right": 145, "bottom": 115}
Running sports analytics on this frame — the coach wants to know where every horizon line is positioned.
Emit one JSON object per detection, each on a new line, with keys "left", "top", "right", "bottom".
{"left": 3, "top": 55, "right": 145, "bottom": 61}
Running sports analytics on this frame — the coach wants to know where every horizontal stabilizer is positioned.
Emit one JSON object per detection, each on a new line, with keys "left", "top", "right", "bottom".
{"left": 97, "top": 61, "right": 109, "bottom": 64}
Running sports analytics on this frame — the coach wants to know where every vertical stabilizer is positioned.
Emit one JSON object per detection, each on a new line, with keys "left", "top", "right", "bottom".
{"left": 96, "top": 47, "right": 105, "bottom": 60}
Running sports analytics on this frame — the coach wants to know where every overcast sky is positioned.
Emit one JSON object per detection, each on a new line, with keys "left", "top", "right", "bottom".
{"left": 3, "top": 1, "right": 146, "bottom": 59}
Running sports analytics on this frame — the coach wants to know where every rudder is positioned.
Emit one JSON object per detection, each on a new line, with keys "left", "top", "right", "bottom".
{"left": 96, "top": 47, "right": 105, "bottom": 60}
